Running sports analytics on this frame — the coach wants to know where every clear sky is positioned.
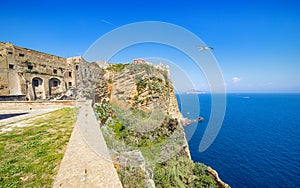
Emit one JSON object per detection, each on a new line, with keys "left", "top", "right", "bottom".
{"left": 1, "top": 0, "right": 300, "bottom": 93}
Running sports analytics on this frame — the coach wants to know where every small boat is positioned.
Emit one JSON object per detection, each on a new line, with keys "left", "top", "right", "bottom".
{"left": 198, "top": 117, "right": 204, "bottom": 122}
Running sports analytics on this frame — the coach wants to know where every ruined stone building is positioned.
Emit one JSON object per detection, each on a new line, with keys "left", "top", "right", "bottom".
{"left": 0, "top": 42, "right": 171, "bottom": 102}
{"left": 0, "top": 42, "right": 90, "bottom": 101}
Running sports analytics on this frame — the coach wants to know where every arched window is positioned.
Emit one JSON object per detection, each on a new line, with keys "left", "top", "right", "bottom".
{"left": 49, "top": 78, "right": 60, "bottom": 87}
{"left": 32, "top": 77, "right": 43, "bottom": 87}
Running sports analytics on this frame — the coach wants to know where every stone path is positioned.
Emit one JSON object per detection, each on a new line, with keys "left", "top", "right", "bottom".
{"left": 53, "top": 100, "right": 122, "bottom": 188}
{"left": 0, "top": 108, "right": 61, "bottom": 132}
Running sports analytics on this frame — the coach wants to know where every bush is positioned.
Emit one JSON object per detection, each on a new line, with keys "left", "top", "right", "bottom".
{"left": 154, "top": 156, "right": 194, "bottom": 187}
{"left": 192, "top": 163, "right": 217, "bottom": 187}
{"left": 117, "top": 167, "right": 147, "bottom": 188}
{"left": 105, "top": 63, "right": 128, "bottom": 72}
{"left": 94, "top": 100, "right": 113, "bottom": 125}
{"left": 154, "top": 157, "right": 218, "bottom": 188}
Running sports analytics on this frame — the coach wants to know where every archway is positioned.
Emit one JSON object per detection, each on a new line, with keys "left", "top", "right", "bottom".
{"left": 32, "top": 77, "right": 44, "bottom": 100}
{"left": 49, "top": 78, "right": 61, "bottom": 96}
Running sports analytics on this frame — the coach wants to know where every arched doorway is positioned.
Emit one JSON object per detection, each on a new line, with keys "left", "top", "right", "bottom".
{"left": 49, "top": 78, "right": 61, "bottom": 96}
{"left": 32, "top": 77, "right": 44, "bottom": 100}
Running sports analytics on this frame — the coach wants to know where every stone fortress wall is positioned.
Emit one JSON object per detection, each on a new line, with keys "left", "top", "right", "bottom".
{"left": 0, "top": 42, "right": 168, "bottom": 102}
{"left": 0, "top": 42, "right": 85, "bottom": 101}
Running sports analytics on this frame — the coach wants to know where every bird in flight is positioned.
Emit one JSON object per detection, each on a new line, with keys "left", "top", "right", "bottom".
{"left": 198, "top": 46, "right": 213, "bottom": 51}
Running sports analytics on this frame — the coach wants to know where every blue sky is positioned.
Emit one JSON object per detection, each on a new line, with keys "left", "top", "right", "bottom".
{"left": 1, "top": 0, "right": 300, "bottom": 93}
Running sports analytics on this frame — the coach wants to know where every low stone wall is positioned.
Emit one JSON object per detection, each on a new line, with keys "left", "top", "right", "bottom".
{"left": 0, "top": 100, "right": 76, "bottom": 110}
{"left": 0, "top": 95, "right": 26, "bottom": 101}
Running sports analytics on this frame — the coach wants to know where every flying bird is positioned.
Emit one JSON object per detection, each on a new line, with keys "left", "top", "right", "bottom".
{"left": 198, "top": 46, "right": 213, "bottom": 51}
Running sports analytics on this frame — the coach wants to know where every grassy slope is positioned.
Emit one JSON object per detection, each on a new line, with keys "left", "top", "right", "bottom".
{"left": 0, "top": 108, "right": 76, "bottom": 188}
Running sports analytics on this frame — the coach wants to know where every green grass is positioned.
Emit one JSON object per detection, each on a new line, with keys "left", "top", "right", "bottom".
{"left": 0, "top": 108, "right": 76, "bottom": 188}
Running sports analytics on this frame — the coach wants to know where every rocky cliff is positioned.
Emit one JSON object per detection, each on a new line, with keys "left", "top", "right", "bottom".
{"left": 92, "top": 61, "right": 228, "bottom": 188}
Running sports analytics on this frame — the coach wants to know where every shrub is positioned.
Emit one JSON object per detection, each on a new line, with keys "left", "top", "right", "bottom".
{"left": 94, "top": 100, "right": 113, "bottom": 125}
{"left": 154, "top": 156, "right": 194, "bottom": 187}
{"left": 105, "top": 63, "right": 128, "bottom": 72}
{"left": 154, "top": 156, "right": 218, "bottom": 188}
{"left": 117, "top": 167, "right": 146, "bottom": 188}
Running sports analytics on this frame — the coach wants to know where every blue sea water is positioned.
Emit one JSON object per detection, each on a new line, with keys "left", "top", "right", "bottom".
{"left": 177, "top": 93, "right": 300, "bottom": 188}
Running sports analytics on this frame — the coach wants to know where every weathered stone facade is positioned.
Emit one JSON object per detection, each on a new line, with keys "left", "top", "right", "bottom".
{"left": 0, "top": 42, "right": 89, "bottom": 101}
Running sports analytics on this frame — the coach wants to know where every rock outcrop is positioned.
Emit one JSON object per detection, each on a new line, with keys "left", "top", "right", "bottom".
{"left": 93, "top": 61, "right": 229, "bottom": 188}
{"left": 99, "top": 63, "right": 183, "bottom": 120}
{"left": 207, "top": 167, "right": 230, "bottom": 188}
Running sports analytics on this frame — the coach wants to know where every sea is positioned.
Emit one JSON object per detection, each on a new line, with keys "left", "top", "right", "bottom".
{"left": 177, "top": 93, "right": 300, "bottom": 188}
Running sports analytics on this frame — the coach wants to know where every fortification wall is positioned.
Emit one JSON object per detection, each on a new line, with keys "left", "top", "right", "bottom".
{"left": 0, "top": 42, "right": 80, "bottom": 100}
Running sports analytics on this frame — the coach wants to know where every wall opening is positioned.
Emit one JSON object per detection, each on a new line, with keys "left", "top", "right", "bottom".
{"left": 33, "top": 80, "right": 38, "bottom": 87}
{"left": 9, "top": 64, "right": 14, "bottom": 69}
{"left": 68, "top": 72, "right": 72, "bottom": 77}
{"left": 19, "top": 53, "right": 25, "bottom": 57}
{"left": 32, "top": 77, "right": 44, "bottom": 100}
{"left": 28, "top": 65, "right": 33, "bottom": 70}
{"left": 49, "top": 78, "right": 61, "bottom": 96}
{"left": 53, "top": 80, "right": 59, "bottom": 87}
{"left": 53, "top": 69, "right": 58, "bottom": 74}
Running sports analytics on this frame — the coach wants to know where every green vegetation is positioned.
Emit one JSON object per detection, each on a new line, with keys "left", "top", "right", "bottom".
{"left": 97, "top": 62, "right": 216, "bottom": 187}
{"left": 116, "top": 113, "right": 176, "bottom": 147}
{"left": 135, "top": 76, "right": 165, "bottom": 94}
{"left": 105, "top": 63, "right": 128, "bottom": 72}
{"left": 130, "top": 63, "right": 171, "bottom": 105}
{"left": 154, "top": 156, "right": 217, "bottom": 188}
{"left": 162, "top": 69, "right": 169, "bottom": 83}
{"left": 94, "top": 99, "right": 113, "bottom": 125}
{"left": 95, "top": 100, "right": 217, "bottom": 188}
{"left": 127, "top": 63, "right": 155, "bottom": 75}
{"left": 127, "top": 63, "right": 169, "bottom": 83}
{"left": 117, "top": 167, "right": 147, "bottom": 188}
{"left": 134, "top": 75, "right": 169, "bottom": 106}
{"left": 96, "top": 102, "right": 174, "bottom": 148}
{"left": 0, "top": 108, "right": 76, "bottom": 188}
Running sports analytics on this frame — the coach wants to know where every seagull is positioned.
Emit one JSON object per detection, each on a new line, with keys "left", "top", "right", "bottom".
{"left": 198, "top": 46, "right": 213, "bottom": 51}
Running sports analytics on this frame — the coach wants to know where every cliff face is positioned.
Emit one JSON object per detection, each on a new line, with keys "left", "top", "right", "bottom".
{"left": 93, "top": 61, "right": 226, "bottom": 188}
{"left": 99, "top": 63, "right": 182, "bottom": 120}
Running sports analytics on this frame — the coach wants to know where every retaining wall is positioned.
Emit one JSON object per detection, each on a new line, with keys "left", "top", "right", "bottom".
{"left": 0, "top": 100, "right": 76, "bottom": 110}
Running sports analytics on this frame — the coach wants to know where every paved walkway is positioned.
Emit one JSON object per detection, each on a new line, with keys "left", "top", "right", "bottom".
{"left": 53, "top": 100, "right": 122, "bottom": 188}
{"left": 0, "top": 108, "right": 61, "bottom": 132}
